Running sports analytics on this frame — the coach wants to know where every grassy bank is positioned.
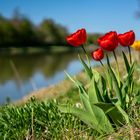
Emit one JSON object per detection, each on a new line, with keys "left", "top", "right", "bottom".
{"left": 0, "top": 98, "right": 140, "bottom": 139}
{"left": 14, "top": 52, "right": 130, "bottom": 105}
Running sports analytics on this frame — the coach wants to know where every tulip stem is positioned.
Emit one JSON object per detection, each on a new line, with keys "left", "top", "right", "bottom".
{"left": 128, "top": 46, "right": 132, "bottom": 64}
{"left": 113, "top": 50, "right": 118, "bottom": 65}
{"left": 81, "top": 45, "right": 87, "bottom": 54}
{"left": 100, "top": 60, "right": 104, "bottom": 67}
{"left": 113, "top": 50, "right": 121, "bottom": 87}
{"left": 81, "top": 45, "right": 91, "bottom": 68}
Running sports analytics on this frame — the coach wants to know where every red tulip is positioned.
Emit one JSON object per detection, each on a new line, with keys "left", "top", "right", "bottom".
{"left": 91, "top": 48, "right": 104, "bottom": 61}
{"left": 98, "top": 31, "right": 118, "bottom": 51}
{"left": 66, "top": 28, "right": 87, "bottom": 47}
{"left": 118, "top": 30, "right": 135, "bottom": 46}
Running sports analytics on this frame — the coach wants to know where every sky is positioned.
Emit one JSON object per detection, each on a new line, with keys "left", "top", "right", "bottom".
{"left": 0, "top": 0, "right": 140, "bottom": 38}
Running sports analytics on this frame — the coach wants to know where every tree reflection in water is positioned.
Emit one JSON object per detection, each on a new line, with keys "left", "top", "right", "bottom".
{"left": 0, "top": 52, "right": 78, "bottom": 83}
{"left": 0, "top": 51, "right": 85, "bottom": 103}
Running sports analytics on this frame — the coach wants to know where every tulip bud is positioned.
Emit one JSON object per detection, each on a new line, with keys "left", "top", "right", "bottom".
{"left": 91, "top": 48, "right": 104, "bottom": 61}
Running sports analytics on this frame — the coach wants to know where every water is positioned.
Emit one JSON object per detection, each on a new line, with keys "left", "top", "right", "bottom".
{"left": 0, "top": 51, "right": 100, "bottom": 104}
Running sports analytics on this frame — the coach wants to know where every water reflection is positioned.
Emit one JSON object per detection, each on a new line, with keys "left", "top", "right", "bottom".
{"left": 0, "top": 51, "right": 98, "bottom": 104}
{"left": 0, "top": 52, "right": 77, "bottom": 82}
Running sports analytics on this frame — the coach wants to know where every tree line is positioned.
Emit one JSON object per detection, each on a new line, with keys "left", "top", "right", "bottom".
{"left": 0, "top": 12, "right": 101, "bottom": 48}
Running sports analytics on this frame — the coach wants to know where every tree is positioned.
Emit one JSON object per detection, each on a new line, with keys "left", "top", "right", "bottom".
{"left": 0, "top": 17, "right": 17, "bottom": 45}
{"left": 39, "top": 19, "right": 68, "bottom": 44}
{"left": 87, "top": 33, "right": 102, "bottom": 45}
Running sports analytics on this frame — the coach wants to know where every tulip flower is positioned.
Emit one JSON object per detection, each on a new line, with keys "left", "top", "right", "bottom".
{"left": 66, "top": 28, "right": 87, "bottom": 47}
{"left": 98, "top": 31, "right": 118, "bottom": 51}
{"left": 91, "top": 48, "right": 104, "bottom": 61}
{"left": 118, "top": 30, "right": 135, "bottom": 47}
{"left": 118, "top": 30, "right": 135, "bottom": 64}
{"left": 132, "top": 40, "right": 140, "bottom": 60}
{"left": 131, "top": 40, "right": 140, "bottom": 51}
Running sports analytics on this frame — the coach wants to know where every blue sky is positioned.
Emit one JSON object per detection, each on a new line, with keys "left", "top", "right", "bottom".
{"left": 0, "top": 0, "right": 140, "bottom": 38}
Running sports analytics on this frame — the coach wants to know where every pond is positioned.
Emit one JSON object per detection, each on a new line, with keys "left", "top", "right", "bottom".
{"left": 0, "top": 50, "right": 100, "bottom": 104}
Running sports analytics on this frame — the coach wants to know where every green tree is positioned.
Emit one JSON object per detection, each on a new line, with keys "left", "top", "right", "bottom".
{"left": 0, "top": 18, "right": 17, "bottom": 45}
{"left": 87, "top": 33, "right": 102, "bottom": 45}
{"left": 0, "top": 11, "right": 71, "bottom": 47}
{"left": 11, "top": 17, "right": 37, "bottom": 45}
{"left": 39, "top": 19, "right": 68, "bottom": 44}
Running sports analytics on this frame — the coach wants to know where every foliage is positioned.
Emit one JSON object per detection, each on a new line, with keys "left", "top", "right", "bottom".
{"left": 39, "top": 19, "right": 68, "bottom": 44}
{"left": 0, "top": 13, "right": 100, "bottom": 48}
{"left": 0, "top": 13, "right": 69, "bottom": 47}
{"left": 59, "top": 51, "right": 140, "bottom": 135}
{"left": 87, "top": 33, "right": 102, "bottom": 45}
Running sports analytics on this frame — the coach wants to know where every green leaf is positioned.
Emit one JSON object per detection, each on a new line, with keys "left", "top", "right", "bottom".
{"left": 134, "top": 89, "right": 140, "bottom": 104}
{"left": 92, "top": 69, "right": 100, "bottom": 82}
{"left": 80, "top": 93, "right": 93, "bottom": 114}
{"left": 65, "top": 72, "right": 91, "bottom": 117}
{"left": 88, "top": 78, "right": 99, "bottom": 104}
{"left": 122, "top": 51, "right": 130, "bottom": 74}
{"left": 58, "top": 105, "right": 102, "bottom": 133}
{"left": 87, "top": 79, "right": 114, "bottom": 133}
{"left": 121, "top": 80, "right": 129, "bottom": 107}
{"left": 106, "top": 55, "right": 113, "bottom": 91}
{"left": 128, "top": 62, "right": 134, "bottom": 79}
{"left": 80, "top": 93, "right": 113, "bottom": 133}
{"left": 91, "top": 105, "right": 114, "bottom": 133}
{"left": 79, "top": 54, "right": 93, "bottom": 79}
{"left": 106, "top": 54, "right": 111, "bottom": 68}
{"left": 107, "top": 61, "right": 122, "bottom": 106}
{"left": 94, "top": 80, "right": 104, "bottom": 102}
{"left": 99, "top": 76, "right": 106, "bottom": 93}
{"left": 121, "top": 62, "right": 135, "bottom": 108}
{"left": 94, "top": 102, "right": 129, "bottom": 126}
{"left": 64, "top": 71, "right": 76, "bottom": 84}
{"left": 89, "top": 70, "right": 104, "bottom": 102}
{"left": 59, "top": 104, "right": 114, "bottom": 134}
{"left": 65, "top": 71, "right": 88, "bottom": 98}
{"left": 98, "top": 76, "right": 111, "bottom": 103}
{"left": 116, "top": 105, "right": 129, "bottom": 124}
{"left": 80, "top": 79, "right": 113, "bottom": 133}
{"left": 77, "top": 81, "right": 88, "bottom": 98}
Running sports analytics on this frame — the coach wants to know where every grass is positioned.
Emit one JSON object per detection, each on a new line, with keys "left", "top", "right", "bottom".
{"left": 0, "top": 98, "right": 139, "bottom": 139}
{"left": 0, "top": 99, "right": 96, "bottom": 139}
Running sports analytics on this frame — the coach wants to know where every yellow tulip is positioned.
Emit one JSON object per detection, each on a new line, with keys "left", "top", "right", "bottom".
{"left": 131, "top": 40, "right": 140, "bottom": 51}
